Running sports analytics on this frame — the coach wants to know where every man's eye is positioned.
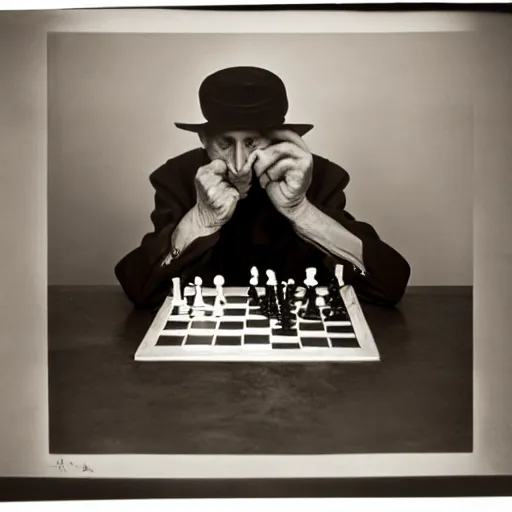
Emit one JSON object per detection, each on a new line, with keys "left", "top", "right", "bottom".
{"left": 218, "top": 139, "right": 231, "bottom": 150}
{"left": 245, "top": 138, "right": 256, "bottom": 148}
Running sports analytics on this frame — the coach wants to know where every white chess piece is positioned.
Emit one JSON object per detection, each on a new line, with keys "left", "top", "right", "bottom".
{"left": 191, "top": 276, "right": 206, "bottom": 317}
{"left": 304, "top": 267, "right": 318, "bottom": 287}
{"left": 212, "top": 275, "right": 227, "bottom": 317}
{"left": 249, "top": 266, "right": 259, "bottom": 287}
{"left": 171, "top": 277, "right": 187, "bottom": 307}
{"left": 335, "top": 264, "right": 345, "bottom": 287}
{"left": 266, "top": 269, "right": 277, "bottom": 286}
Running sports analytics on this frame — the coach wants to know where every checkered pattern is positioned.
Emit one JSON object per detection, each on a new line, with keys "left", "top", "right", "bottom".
{"left": 155, "top": 288, "right": 359, "bottom": 351}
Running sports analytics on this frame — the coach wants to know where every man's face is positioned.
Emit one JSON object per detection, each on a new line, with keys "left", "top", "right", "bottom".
{"left": 200, "top": 129, "right": 271, "bottom": 173}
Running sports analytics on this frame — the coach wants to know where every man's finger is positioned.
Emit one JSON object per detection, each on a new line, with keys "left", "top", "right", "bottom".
{"left": 266, "top": 157, "right": 295, "bottom": 182}
{"left": 226, "top": 162, "right": 237, "bottom": 176}
{"left": 241, "top": 150, "right": 259, "bottom": 176}
{"left": 267, "top": 141, "right": 304, "bottom": 161}
{"left": 217, "top": 180, "right": 237, "bottom": 196}
{"left": 253, "top": 143, "right": 303, "bottom": 176}
{"left": 206, "top": 159, "right": 230, "bottom": 177}
{"left": 252, "top": 148, "right": 290, "bottom": 178}
{"left": 267, "top": 129, "right": 310, "bottom": 152}
{"left": 257, "top": 169, "right": 271, "bottom": 189}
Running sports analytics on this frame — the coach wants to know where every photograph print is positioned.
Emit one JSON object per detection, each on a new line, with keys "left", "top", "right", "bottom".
{"left": 47, "top": 30, "right": 473, "bottom": 455}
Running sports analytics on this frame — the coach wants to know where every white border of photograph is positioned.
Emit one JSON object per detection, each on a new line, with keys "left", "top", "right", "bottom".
{"left": 2, "top": 6, "right": 512, "bottom": 480}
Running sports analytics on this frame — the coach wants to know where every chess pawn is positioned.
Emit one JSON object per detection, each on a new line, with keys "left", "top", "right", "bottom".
{"left": 212, "top": 275, "right": 227, "bottom": 317}
{"left": 192, "top": 276, "right": 205, "bottom": 307}
{"left": 214, "top": 274, "right": 225, "bottom": 296}
{"left": 191, "top": 276, "right": 207, "bottom": 317}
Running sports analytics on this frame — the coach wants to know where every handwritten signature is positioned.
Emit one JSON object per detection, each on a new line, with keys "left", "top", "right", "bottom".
{"left": 49, "top": 458, "right": 94, "bottom": 473}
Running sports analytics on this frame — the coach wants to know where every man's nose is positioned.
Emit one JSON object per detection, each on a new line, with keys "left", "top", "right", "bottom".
{"left": 234, "top": 143, "right": 249, "bottom": 172}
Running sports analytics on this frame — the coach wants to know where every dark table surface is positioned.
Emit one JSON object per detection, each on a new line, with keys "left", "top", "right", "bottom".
{"left": 48, "top": 285, "right": 472, "bottom": 455}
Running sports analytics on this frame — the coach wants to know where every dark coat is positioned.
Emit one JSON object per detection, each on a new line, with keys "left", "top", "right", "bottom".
{"left": 114, "top": 148, "right": 411, "bottom": 309}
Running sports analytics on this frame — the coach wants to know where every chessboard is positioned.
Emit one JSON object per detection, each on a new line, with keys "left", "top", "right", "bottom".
{"left": 134, "top": 266, "right": 380, "bottom": 362}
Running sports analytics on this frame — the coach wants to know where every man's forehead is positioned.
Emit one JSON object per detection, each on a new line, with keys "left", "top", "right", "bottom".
{"left": 215, "top": 129, "right": 264, "bottom": 139}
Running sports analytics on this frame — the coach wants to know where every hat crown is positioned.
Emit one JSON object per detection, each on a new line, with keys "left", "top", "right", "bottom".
{"left": 174, "top": 66, "right": 314, "bottom": 137}
{"left": 198, "top": 66, "right": 289, "bottom": 130}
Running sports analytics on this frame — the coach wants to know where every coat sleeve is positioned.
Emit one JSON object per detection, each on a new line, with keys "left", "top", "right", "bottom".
{"left": 114, "top": 164, "right": 220, "bottom": 310}
{"left": 308, "top": 162, "right": 411, "bottom": 307}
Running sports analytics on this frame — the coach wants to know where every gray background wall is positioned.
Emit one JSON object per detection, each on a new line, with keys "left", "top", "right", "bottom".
{"left": 48, "top": 32, "right": 474, "bottom": 286}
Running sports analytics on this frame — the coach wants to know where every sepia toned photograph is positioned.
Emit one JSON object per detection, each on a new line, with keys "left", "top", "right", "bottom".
{"left": 47, "top": 28, "right": 473, "bottom": 456}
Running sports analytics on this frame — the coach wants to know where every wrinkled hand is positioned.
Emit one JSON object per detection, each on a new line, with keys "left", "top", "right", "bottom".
{"left": 252, "top": 130, "right": 313, "bottom": 215}
{"left": 194, "top": 159, "right": 241, "bottom": 229}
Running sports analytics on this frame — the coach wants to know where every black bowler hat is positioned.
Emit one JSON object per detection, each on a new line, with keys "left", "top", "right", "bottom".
{"left": 175, "top": 66, "right": 314, "bottom": 137}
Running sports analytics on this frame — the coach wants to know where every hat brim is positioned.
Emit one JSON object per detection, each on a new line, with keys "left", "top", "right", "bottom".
{"left": 175, "top": 121, "right": 314, "bottom": 137}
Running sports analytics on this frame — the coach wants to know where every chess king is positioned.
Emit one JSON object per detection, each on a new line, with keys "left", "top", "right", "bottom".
{"left": 115, "top": 66, "right": 411, "bottom": 310}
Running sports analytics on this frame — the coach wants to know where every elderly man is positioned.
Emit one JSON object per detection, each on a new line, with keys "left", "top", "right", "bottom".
{"left": 115, "top": 66, "right": 410, "bottom": 310}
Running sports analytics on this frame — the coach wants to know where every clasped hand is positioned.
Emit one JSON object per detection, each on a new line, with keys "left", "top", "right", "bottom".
{"left": 251, "top": 129, "right": 313, "bottom": 215}
{"left": 194, "top": 130, "right": 313, "bottom": 229}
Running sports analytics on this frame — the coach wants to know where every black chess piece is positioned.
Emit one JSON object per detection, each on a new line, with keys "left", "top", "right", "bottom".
{"left": 248, "top": 284, "right": 260, "bottom": 306}
{"left": 275, "top": 295, "right": 297, "bottom": 335}
{"left": 259, "top": 288, "right": 269, "bottom": 317}
{"left": 286, "top": 281, "right": 297, "bottom": 307}
{"left": 260, "top": 284, "right": 275, "bottom": 318}
{"left": 325, "top": 293, "right": 349, "bottom": 321}
{"left": 300, "top": 284, "right": 322, "bottom": 320}
{"left": 327, "top": 277, "right": 340, "bottom": 306}
{"left": 268, "top": 286, "right": 280, "bottom": 319}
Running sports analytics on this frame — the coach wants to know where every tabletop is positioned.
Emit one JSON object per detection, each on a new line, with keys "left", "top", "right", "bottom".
{"left": 48, "top": 285, "right": 472, "bottom": 455}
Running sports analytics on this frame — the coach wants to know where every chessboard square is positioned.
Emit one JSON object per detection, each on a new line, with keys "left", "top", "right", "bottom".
{"left": 244, "top": 334, "right": 270, "bottom": 345}
{"left": 164, "top": 320, "right": 190, "bottom": 330}
{"left": 330, "top": 337, "right": 360, "bottom": 348}
{"left": 185, "top": 335, "right": 214, "bottom": 345}
{"left": 224, "top": 308, "right": 247, "bottom": 316}
{"left": 191, "top": 320, "right": 217, "bottom": 329}
{"left": 203, "top": 296, "right": 216, "bottom": 306}
{"left": 298, "top": 312, "right": 323, "bottom": 321}
{"left": 247, "top": 319, "right": 270, "bottom": 328}
{"left": 300, "top": 337, "right": 329, "bottom": 348}
{"left": 271, "top": 328, "right": 298, "bottom": 336}
{"left": 247, "top": 312, "right": 268, "bottom": 320}
{"left": 298, "top": 321, "right": 325, "bottom": 331}
{"left": 156, "top": 335, "right": 184, "bottom": 346}
{"left": 326, "top": 324, "right": 355, "bottom": 334}
{"left": 272, "top": 342, "right": 301, "bottom": 350}
{"left": 219, "top": 321, "right": 244, "bottom": 330}
{"left": 226, "top": 296, "right": 248, "bottom": 305}
{"left": 215, "top": 335, "right": 242, "bottom": 346}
